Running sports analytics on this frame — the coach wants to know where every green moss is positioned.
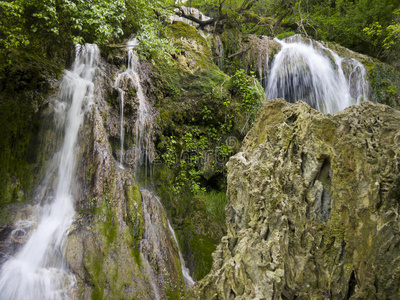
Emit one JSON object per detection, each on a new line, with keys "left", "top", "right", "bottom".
{"left": 84, "top": 251, "right": 105, "bottom": 299}
{"left": 165, "top": 287, "right": 181, "bottom": 300}
{"left": 195, "top": 191, "right": 228, "bottom": 225}
{"left": 363, "top": 60, "right": 400, "bottom": 108}
{"left": 0, "top": 48, "right": 64, "bottom": 206}
{"left": 126, "top": 183, "right": 144, "bottom": 241}
{"left": 94, "top": 198, "right": 119, "bottom": 246}
{"left": 178, "top": 221, "right": 216, "bottom": 280}
{"left": 276, "top": 31, "right": 296, "bottom": 40}
{"left": 168, "top": 22, "right": 208, "bottom": 48}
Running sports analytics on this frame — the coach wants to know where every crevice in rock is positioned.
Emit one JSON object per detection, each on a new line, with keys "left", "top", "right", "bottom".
{"left": 301, "top": 152, "right": 307, "bottom": 175}
{"left": 230, "top": 288, "right": 236, "bottom": 299}
{"left": 282, "top": 283, "right": 297, "bottom": 299}
{"left": 374, "top": 276, "right": 379, "bottom": 294}
{"left": 286, "top": 113, "right": 298, "bottom": 124}
{"left": 345, "top": 271, "right": 357, "bottom": 300}
{"left": 264, "top": 226, "right": 270, "bottom": 241}
{"left": 338, "top": 239, "right": 346, "bottom": 263}
{"left": 292, "top": 137, "right": 299, "bottom": 156}
{"left": 315, "top": 157, "right": 332, "bottom": 221}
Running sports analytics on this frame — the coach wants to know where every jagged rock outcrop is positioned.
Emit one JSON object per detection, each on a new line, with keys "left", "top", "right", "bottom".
{"left": 193, "top": 99, "right": 400, "bottom": 299}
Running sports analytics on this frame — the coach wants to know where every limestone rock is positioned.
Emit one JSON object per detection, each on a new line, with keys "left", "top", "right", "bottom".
{"left": 193, "top": 99, "right": 400, "bottom": 299}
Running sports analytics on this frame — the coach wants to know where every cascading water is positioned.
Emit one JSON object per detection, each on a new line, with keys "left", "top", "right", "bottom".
{"left": 112, "top": 41, "right": 194, "bottom": 295}
{"left": 0, "top": 44, "right": 98, "bottom": 300}
{"left": 132, "top": 52, "right": 151, "bottom": 173}
{"left": 167, "top": 222, "right": 195, "bottom": 288}
{"left": 114, "top": 39, "right": 139, "bottom": 169}
{"left": 266, "top": 35, "right": 370, "bottom": 113}
{"left": 215, "top": 36, "right": 224, "bottom": 70}
{"left": 115, "top": 38, "right": 152, "bottom": 175}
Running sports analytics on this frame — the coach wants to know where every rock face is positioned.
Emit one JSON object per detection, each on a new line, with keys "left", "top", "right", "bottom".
{"left": 63, "top": 52, "right": 186, "bottom": 299}
{"left": 194, "top": 99, "right": 400, "bottom": 299}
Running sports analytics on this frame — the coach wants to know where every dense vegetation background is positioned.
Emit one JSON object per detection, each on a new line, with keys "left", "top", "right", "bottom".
{"left": 1, "top": 0, "right": 399, "bottom": 66}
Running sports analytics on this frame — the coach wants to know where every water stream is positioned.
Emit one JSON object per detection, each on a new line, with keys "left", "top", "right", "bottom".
{"left": 0, "top": 44, "right": 98, "bottom": 300}
{"left": 266, "top": 35, "right": 370, "bottom": 113}
{"left": 114, "top": 39, "right": 139, "bottom": 169}
{"left": 167, "top": 223, "right": 195, "bottom": 287}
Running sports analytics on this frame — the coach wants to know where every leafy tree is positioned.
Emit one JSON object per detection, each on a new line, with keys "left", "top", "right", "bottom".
{"left": 306, "top": 0, "right": 398, "bottom": 55}
{"left": 0, "top": 0, "right": 176, "bottom": 62}
{"left": 364, "top": 8, "right": 400, "bottom": 65}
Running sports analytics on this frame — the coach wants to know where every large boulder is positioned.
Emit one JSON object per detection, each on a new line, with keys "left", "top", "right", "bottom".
{"left": 193, "top": 99, "right": 400, "bottom": 299}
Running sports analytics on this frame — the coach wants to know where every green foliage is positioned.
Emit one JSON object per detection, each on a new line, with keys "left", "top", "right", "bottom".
{"left": 188, "top": 0, "right": 250, "bottom": 17}
{"left": 0, "top": 0, "right": 176, "bottom": 66}
{"left": 0, "top": 0, "right": 126, "bottom": 49}
{"left": 363, "top": 8, "right": 400, "bottom": 65}
{"left": 217, "top": 144, "right": 232, "bottom": 158}
{"left": 161, "top": 136, "right": 177, "bottom": 167}
{"left": 307, "top": 0, "right": 400, "bottom": 60}
{"left": 202, "top": 105, "right": 213, "bottom": 121}
{"left": 230, "top": 69, "right": 263, "bottom": 129}
{"left": 0, "top": 1, "right": 29, "bottom": 48}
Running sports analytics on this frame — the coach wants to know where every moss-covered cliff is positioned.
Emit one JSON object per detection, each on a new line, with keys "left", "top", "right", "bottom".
{"left": 148, "top": 21, "right": 265, "bottom": 281}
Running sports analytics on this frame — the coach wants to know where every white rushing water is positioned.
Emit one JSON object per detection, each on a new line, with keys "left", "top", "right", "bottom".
{"left": 0, "top": 44, "right": 98, "bottom": 300}
{"left": 266, "top": 35, "right": 369, "bottom": 113}
{"left": 167, "top": 223, "right": 195, "bottom": 288}
{"left": 115, "top": 38, "right": 151, "bottom": 173}
{"left": 114, "top": 39, "right": 139, "bottom": 169}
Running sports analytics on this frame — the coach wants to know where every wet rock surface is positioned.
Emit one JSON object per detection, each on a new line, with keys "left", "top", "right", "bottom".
{"left": 65, "top": 54, "right": 185, "bottom": 299}
{"left": 193, "top": 99, "right": 400, "bottom": 299}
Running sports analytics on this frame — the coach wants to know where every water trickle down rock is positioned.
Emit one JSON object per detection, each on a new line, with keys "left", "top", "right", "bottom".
{"left": 141, "top": 190, "right": 195, "bottom": 292}
{"left": 242, "top": 36, "right": 271, "bottom": 91}
{"left": 192, "top": 99, "right": 400, "bottom": 299}
{"left": 113, "top": 39, "right": 155, "bottom": 176}
{"left": 215, "top": 36, "right": 224, "bottom": 70}
{"left": 266, "top": 35, "right": 370, "bottom": 113}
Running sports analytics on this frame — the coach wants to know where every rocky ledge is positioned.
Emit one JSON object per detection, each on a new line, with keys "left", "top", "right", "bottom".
{"left": 192, "top": 99, "right": 400, "bottom": 299}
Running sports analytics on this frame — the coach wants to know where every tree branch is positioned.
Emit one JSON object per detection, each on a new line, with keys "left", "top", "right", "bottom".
{"left": 168, "top": 1, "right": 260, "bottom": 29}
{"left": 272, "top": 0, "right": 296, "bottom": 36}
{"left": 227, "top": 47, "right": 250, "bottom": 59}
{"left": 169, "top": 5, "right": 226, "bottom": 28}
{"left": 238, "top": 0, "right": 260, "bottom": 14}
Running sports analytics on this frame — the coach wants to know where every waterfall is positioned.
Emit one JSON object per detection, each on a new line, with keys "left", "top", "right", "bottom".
{"left": 0, "top": 44, "right": 98, "bottom": 300}
{"left": 114, "top": 38, "right": 154, "bottom": 176}
{"left": 114, "top": 39, "right": 139, "bottom": 169}
{"left": 132, "top": 51, "right": 151, "bottom": 173}
{"left": 266, "top": 35, "right": 370, "bottom": 113}
{"left": 167, "top": 223, "right": 195, "bottom": 288}
{"left": 215, "top": 36, "right": 224, "bottom": 70}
